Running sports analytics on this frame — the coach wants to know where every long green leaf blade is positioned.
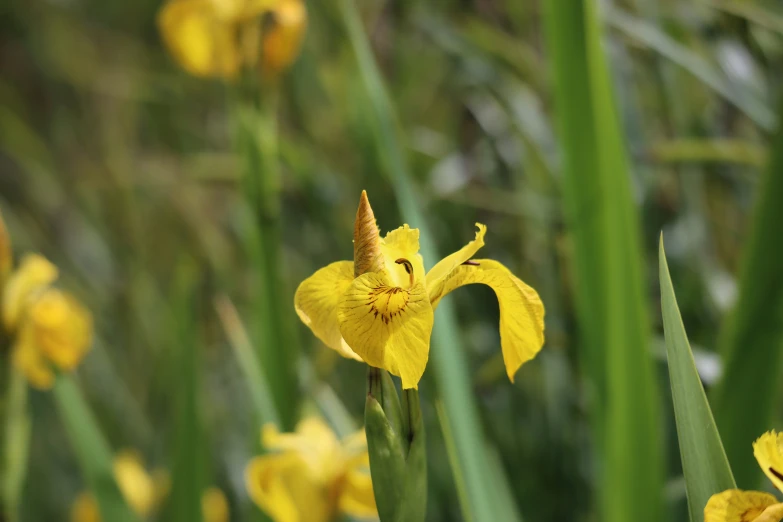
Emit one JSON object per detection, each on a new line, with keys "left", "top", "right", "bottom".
{"left": 542, "top": 2, "right": 662, "bottom": 521}
{"left": 53, "top": 375, "right": 138, "bottom": 522}
{"left": 711, "top": 98, "right": 783, "bottom": 488}
{"left": 659, "top": 237, "right": 736, "bottom": 522}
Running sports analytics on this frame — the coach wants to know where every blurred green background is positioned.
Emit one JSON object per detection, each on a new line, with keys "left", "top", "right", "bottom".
{"left": 1, "top": 0, "right": 782, "bottom": 520}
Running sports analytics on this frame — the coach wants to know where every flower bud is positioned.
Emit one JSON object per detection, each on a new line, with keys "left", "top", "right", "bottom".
{"left": 353, "top": 191, "right": 384, "bottom": 277}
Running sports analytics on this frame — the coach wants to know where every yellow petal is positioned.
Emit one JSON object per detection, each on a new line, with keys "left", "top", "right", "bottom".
{"left": 338, "top": 466, "right": 377, "bottom": 519}
{"left": 30, "top": 289, "right": 93, "bottom": 371}
{"left": 113, "top": 450, "right": 156, "bottom": 516}
{"left": 429, "top": 259, "right": 544, "bottom": 382}
{"left": 425, "top": 223, "right": 486, "bottom": 298}
{"left": 755, "top": 431, "right": 783, "bottom": 493}
{"left": 704, "top": 489, "right": 781, "bottom": 522}
{"left": 262, "top": 418, "right": 341, "bottom": 481}
{"left": 245, "top": 453, "right": 331, "bottom": 522}
{"left": 294, "top": 261, "right": 361, "bottom": 361}
{"left": 12, "top": 320, "right": 54, "bottom": 389}
{"left": 202, "top": 487, "right": 230, "bottom": 522}
{"left": 158, "top": 0, "right": 241, "bottom": 78}
{"left": 70, "top": 492, "right": 101, "bottom": 522}
{"left": 338, "top": 271, "right": 433, "bottom": 389}
{"left": 2, "top": 253, "right": 58, "bottom": 331}
{"left": 261, "top": 0, "right": 307, "bottom": 76}
{"left": 381, "top": 225, "right": 426, "bottom": 289}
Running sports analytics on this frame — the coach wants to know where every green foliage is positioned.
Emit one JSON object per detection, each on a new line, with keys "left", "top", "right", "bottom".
{"left": 53, "top": 375, "right": 138, "bottom": 522}
{"left": 711, "top": 98, "right": 783, "bottom": 488}
{"left": 542, "top": 2, "right": 662, "bottom": 521}
{"left": 660, "top": 238, "right": 736, "bottom": 522}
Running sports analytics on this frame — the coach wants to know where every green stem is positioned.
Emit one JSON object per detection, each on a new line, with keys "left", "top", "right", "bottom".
{"left": 2, "top": 368, "right": 30, "bottom": 522}
{"left": 238, "top": 88, "right": 298, "bottom": 430}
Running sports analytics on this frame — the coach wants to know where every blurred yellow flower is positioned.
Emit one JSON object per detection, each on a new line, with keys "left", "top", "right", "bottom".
{"left": 705, "top": 431, "right": 783, "bottom": 522}
{"left": 70, "top": 450, "right": 229, "bottom": 522}
{"left": 294, "top": 191, "right": 545, "bottom": 389}
{"left": 1, "top": 254, "right": 92, "bottom": 389}
{"left": 245, "top": 417, "right": 376, "bottom": 522}
{"left": 158, "top": 0, "right": 307, "bottom": 79}
{"left": 70, "top": 450, "right": 169, "bottom": 522}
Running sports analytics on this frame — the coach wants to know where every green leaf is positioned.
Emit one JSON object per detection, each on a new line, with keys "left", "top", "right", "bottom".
{"left": 53, "top": 375, "right": 139, "bottom": 522}
{"left": 3, "top": 368, "right": 30, "bottom": 522}
{"left": 711, "top": 98, "right": 783, "bottom": 488}
{"left": 338, "top": 0, "right": 519, "bottom": 520}
{"left": 164, "top": 261, "right": 205, "bottom": 522}
{"left": 659, "top": 237, "right": 736, "bottom": 522}
{"left": 542, "top": 2, "right": 662, "bottom": 521}
{"left": 214, "top": 295, "right": 280, "bottom": 427}
{"left": 606, "top": 7, "right": 776, "bottom": 131}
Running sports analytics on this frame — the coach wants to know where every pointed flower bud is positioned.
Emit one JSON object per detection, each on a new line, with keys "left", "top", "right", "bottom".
{"left": 353, "top": 190, "right": 385, "bottom": 277}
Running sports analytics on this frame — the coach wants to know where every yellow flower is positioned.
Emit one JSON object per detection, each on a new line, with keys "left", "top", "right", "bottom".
{"left": 2, "top": 254, "right": 93, "bottom": 389}
{"left": 245, "top": 417, "right": 376, "bottom": 522}
{"left": 202, "top": 487, "right": 230, "bottom": 522}
{"left": 705, "top": 431, "right": 783, "bottom": 522}
{"left": 70, "top": 450, "right": 228, "bottom": 522}
{"left": 158, "top": 0, "right": 307, "bottom": 79}
{"left": 70, "top": 450, "right": 169, "bottom": 522}
{"left": 294, "top": 191, "right": 546, "bottom": 389}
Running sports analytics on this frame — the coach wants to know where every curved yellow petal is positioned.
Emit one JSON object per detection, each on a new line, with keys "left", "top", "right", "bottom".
{"left": 338, "top": 272, "right": 434, "bottom": 389}
{"left": 262, "top": 418, "right": 341, "bottom": 482}
{"left": 202, "top": 487, "right": 230, "bottom": 522}
{"left": 425, "top": 223, "right": 486, "bottom": 298}
{"left": 429, "top": 259, "right": 544, "bottom": 382}
{"left": 70, "top": 491, "right": 101, "bottom": 522}
{"left": 113, "top": 450, "right": 156, "bottom": 517}
{"left": 704, "top": 489, "right": 781, "bottom": 522}
{"left": 755, "top": 431, "right": 783, "bottom": 493}
{"left": 294, "top": 261, "right": 361, "bottom": 361}
{"left": 381, "top": 225, "right": 425, "bottom": 289}
{"left": 261, "top": 0, "right": 307, "bottom": 76}
{"left": 245, "top": 453, "right": 330, "bottom": 522}
{"left": 12, "top": 320, "right": 54, "bottom": 389}
{"left": 30, "top": 290, "right": 93, "bottom": 371}
{"left": 2, "top": 253, "right": 58, "bottom": 331}
{"left": 338, "top": 467, "right": 377, "bottom": 519}
{"left": 158, "top": 0, "right": 241, "bottom": 78}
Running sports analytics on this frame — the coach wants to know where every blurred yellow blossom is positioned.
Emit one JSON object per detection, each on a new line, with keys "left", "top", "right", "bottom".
{"left": 70, "top": 450, "right": 228, "bottom": 522}
{"left": 294, "top": 191, "right": 546, "bottom": 389}
{"left": 158, "top": 0, "right": 306, "bottom": 79}
{"left": 705, "top": 431, "right": 783, "bottom": 522}
{"left": 202, "top": 487, "right": 230, "bottom": 522}
{"left": 70, "top": 450, "right": 168, "bottom": 522}
{"left": 1, "top": 253, "right": 92, "bottom": 389}
{"left": 245, "top": 417, "right": 376, "bottom": 522}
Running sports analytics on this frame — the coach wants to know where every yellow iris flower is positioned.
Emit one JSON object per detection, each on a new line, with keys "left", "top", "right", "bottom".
{"left": 2, "top": 253, "right": 93, "bottom": 389}
{"left": 294, "top": 191, "right": 545, "bottom": 389}
{"left": 158, "top": 0, "right": 307, "bottom": 79}
{"left": 245, "top": 417, "right": 377, "bottom": 522}
{"left": 705, "top": 431, "right": 783, "bottom": 522}
{"left": 70, "top": 450, "right": 229, "bottom": 522}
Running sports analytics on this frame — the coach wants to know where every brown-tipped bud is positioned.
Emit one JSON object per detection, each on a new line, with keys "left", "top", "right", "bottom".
{"left": 354, "top": 191, "right": 384, "bottom": 277}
